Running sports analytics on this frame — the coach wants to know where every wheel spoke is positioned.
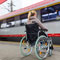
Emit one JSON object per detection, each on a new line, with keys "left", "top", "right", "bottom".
{"left": 20, "top": 36, "right": 32, "bottom": 56}
{"left": 35, "top": 35, "right": 49, "bottom": 59}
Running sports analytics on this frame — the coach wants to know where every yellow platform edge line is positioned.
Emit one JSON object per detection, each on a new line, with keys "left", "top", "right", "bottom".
{"left": 0, "top": 41, "right": 19, "bottom": 44}
{"left": 53, "top": 45, "right": 60, "bottom": 47}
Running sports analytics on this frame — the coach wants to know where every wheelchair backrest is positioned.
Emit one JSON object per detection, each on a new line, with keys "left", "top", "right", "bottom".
{"left": 25, "top": 23, "right": 39, "bottom": 34}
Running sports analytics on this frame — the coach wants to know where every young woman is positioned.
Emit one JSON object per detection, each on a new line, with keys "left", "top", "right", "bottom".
{"left": 25, "top": 10, "right": 48, "bottom": 46}
{"left": 27, "top": 10, "right": 48, "bottom": 31}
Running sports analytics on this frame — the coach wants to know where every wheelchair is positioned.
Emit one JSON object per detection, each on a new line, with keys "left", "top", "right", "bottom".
{"left": 20, "top": 29, "right": 53, "bottom": 60}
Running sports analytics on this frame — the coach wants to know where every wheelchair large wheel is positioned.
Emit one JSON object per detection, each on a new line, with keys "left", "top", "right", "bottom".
{"left": 20, "top": 36, "right": 32, "bottom": 56}
{"left": 35, "top": 35, "right": 49, "bottom": 60}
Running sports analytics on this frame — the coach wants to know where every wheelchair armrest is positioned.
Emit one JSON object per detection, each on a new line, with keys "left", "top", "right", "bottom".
{"left": 38, "top": 29, "right": 48, "bottom": 37}
{"left": 39, "top": 29, "right": 48, "bottom": 32}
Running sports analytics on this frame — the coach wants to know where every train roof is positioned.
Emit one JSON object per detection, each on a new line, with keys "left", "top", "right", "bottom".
{"left": 0, "top": 0, "right": 60, "bottom": 20}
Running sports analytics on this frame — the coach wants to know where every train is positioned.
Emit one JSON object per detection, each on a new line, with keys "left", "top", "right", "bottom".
{"left": 0, "top": 0, "right": 60, "bottom": 44}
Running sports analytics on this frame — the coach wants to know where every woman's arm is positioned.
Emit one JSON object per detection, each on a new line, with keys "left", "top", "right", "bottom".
{"left": 35, "top": 18, "right": 48, "bottom": 31}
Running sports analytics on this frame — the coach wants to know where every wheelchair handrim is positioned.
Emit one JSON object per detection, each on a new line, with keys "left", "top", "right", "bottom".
{"left": 35, "top": 35, "right": 49, "bottom": 60}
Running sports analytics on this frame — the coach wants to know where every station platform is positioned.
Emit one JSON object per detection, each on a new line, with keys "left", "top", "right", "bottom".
{"left": 0, "top": 41, "right": 60, "bottom": 60}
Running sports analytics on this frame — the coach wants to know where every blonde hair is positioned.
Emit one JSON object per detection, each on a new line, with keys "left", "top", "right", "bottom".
{"left": 28, "top": 10, "right": 37, "bottom": 20}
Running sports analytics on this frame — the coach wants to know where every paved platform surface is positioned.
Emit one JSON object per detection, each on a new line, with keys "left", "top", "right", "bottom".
{"left": 0, "top": 41, "right": 60, "bottom": 60}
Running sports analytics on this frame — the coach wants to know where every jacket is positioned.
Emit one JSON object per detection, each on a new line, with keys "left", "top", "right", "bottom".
{"left": 27, "top": 16, "right": 48, "bottom": 31}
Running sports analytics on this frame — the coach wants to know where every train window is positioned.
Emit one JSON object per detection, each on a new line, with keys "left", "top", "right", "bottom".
{"left": 20, "top": 13, "right": 28, "bottom": 26}
{"left": 1, "top": 23, "right": 7, "bottom": 28}
{"left": 0, "top": 21, "right": 15, "bottom": 28}
{"left": 58, "top": 11, "right": 60, "bottom": 16}
{"left": 0, "top": 18, "right": 15, "bottom": 29}
{"left": 0, "top": 20, "right": 7, "bottom": 29}
{"left": 20, "top": 19, "right": 28, "bottom": 26}
{"left": 22, "top": 19, "right": 28, "bottom": 23}
{"left": 6, "top": 21, "right": 15, "bottom": 28}
{"left": 41, "top": 4, "right": 60, "bottom": 22}
{"left": 0, "top": 21, "right": 3, "bottom": 28}
{"left": 15, "top": 20, "right": 21, "bottom": 26}
{"left": 6, "top": 17, "right": 15, "bottom": 28}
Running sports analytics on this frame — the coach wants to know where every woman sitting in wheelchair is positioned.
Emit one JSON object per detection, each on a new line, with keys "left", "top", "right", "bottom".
{"left": 25, "top": 10, "right": 48, "bottom": 46}
{"left": 20, "top": 10, "right": 53, "bottom": 59}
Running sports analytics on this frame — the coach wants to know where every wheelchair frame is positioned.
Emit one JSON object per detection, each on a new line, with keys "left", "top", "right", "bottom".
{"left": 20, "top": 29, "right": 53, "bottom": 60}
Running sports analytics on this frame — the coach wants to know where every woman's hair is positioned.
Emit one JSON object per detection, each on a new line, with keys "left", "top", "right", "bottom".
{"left": 28, "top": 10, "right": 37, "bottom": 20}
